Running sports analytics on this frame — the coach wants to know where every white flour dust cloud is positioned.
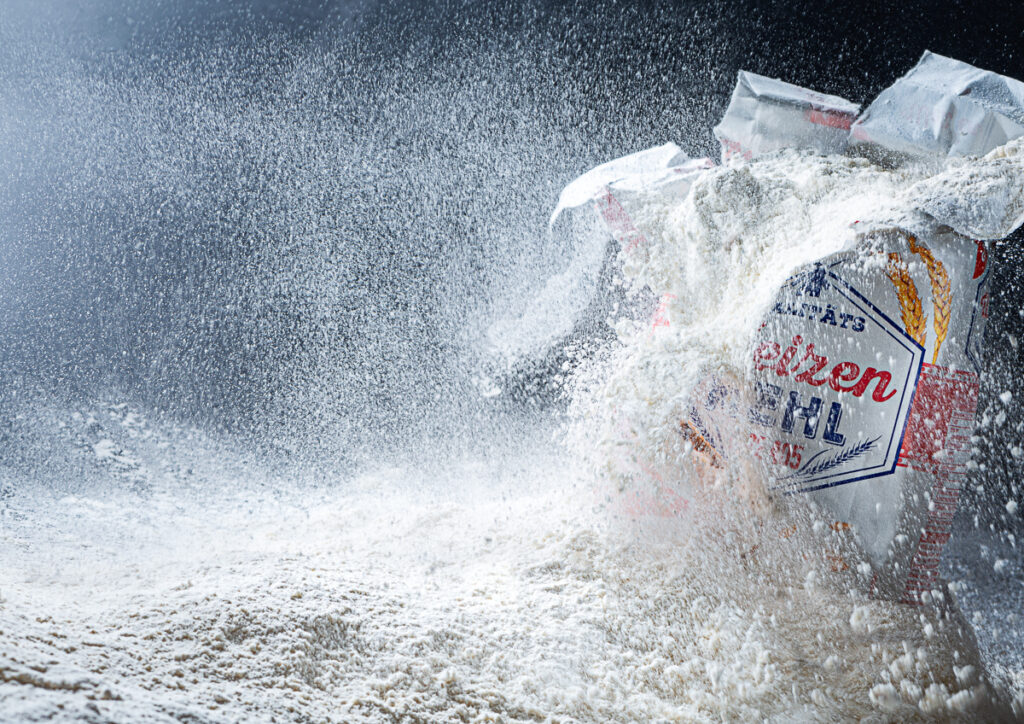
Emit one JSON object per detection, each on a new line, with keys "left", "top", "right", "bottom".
{"left": 3, "top": 8, "right": 1024, "bottom": 724}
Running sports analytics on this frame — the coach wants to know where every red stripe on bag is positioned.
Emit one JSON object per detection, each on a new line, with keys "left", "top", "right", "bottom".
{"left": 803, "top": 108, "right": 855, "bottom": 130}
{"left": 897, "top": 364, "right": 980, "bottom": 604}
{"left": 593, "top": 188, "right": 649, "bottom": 256}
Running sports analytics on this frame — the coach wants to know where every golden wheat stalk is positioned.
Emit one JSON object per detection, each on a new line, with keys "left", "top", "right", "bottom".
{"left": 907, "top": 236, "right": 951, "bottom": 364}
{"left": 680, "top": 420, "right": 723, "bottom": 468}
{"left": 885, "top": 252, "right": 928, "bottom": 348}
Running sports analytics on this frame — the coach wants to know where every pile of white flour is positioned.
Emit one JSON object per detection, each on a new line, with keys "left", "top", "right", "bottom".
{"left": 0, "top": 458, "right": 1015, "bottom": 722}
{"left": 0, "top": 410, "right": 1019, "bottom": 723}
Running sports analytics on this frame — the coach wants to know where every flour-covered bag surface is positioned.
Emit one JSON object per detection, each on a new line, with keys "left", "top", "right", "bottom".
{"left": 738, "top": 226, "right": 994, "bottom": 603}
{"left": 683, "top": 151, "right": 1024, "bottom": 604}
{"left": 771, "top": 143, "right": 1024, "bottom": 602}
{"left": 851, "top": 50, "right": 1024, "bottom": 163}
{"left": 550, "top": 145, "right": 717, "bottom": 516}
{"left": 549, "top": 142, "right": 713, "bottom": 263}
{"left": 713, "top": 71, "right": 860, "bottom": 162}
{"left": 555, "top": 56, "right": 1024, "bottom": 604}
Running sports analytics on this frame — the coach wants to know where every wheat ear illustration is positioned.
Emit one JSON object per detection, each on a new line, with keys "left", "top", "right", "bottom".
{"left": 907, "top": 236, "right": 951, "bottom": 364}
{"left": 679, "top": 420, "right": 723, "bottom": 468}
{"left": 783, "top": 436, "right": 880, "bottom": 480}
{"left": 885, "top": 252, "right": 927, "bottom": 348}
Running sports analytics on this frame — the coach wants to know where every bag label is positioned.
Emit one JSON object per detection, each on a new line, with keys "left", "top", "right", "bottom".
{"left": 751, "top": 265, "right": 924, "bottom": 493}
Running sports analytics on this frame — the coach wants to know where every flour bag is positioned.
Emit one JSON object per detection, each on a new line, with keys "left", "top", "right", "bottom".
{"left": 558, "top": 57, "right": 1024, "bottom": 604}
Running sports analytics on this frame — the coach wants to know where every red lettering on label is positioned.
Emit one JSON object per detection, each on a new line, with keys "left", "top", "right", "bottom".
{"left": 749, "top": 433, "right": 803, "bottom": 469}
{"left": 754, "top": 341, "right": 782, "bottom": 370}
{"left": 793, "top": 343, "right": 829, "bottom": 386}
{"left": 829, "top": 361, "right": 860, "bottom": 392}
{"left": 973, "top": 241, "right": 987, "bottom": 279}
{"left": 849, "top": 368, "right": 898, "bottom": 402}
{"left": 754, "top": 338, "right": 900, "bottom": 403}
{"left": 775, "top": 336, "right": 803, "bottom": 376}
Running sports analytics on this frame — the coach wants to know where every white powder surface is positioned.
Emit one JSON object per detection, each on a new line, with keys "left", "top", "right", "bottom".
{"left": 1, "top": 456, "right": 1014, "bottom": 723}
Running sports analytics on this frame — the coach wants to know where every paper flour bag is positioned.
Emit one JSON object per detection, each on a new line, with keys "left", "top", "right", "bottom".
{"left": 851, "top": 51, "right": 1024, "bottom": 163}
{"left": 714, "top": 71, "right": 860, "bottom": 162}
{"left": 739, "top": 226, "right": 994, "bottom": 602}
{"left": 550, "top": 143, "right": 713, "bottom": 262}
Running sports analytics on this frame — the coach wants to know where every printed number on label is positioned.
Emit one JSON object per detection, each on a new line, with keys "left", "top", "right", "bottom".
{"left": 750, "top": 434, "right": 803, "bottom": 469}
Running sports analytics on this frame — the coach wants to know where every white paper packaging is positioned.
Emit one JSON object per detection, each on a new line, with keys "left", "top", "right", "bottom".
{"left": 851, "top": 50, "right": 1024, "bottom": 162}
{"left": 713, "top": 71, "right": 860, "bottom": 162}
{"left": 689, "top": 223, "right": 996, "bottom": 602}
{"left": 549, "top": 143, "right": 712, "bottom": 259}
{"left": 553, "top": 68, "right": 1023, "bottom": 603}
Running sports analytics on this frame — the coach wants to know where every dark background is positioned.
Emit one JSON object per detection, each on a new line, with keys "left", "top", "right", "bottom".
{"left": 1, "top": 0, "right": 1022, "bottom": 511}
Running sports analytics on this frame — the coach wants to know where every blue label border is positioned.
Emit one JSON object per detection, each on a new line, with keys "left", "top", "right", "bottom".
{"left": 771, "top": 269, "right": 924, "bottom": 495}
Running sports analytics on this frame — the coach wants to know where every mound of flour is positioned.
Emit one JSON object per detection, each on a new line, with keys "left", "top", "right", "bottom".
{"left": 0, "top": 459, "right": 1014, "bottom": 722}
